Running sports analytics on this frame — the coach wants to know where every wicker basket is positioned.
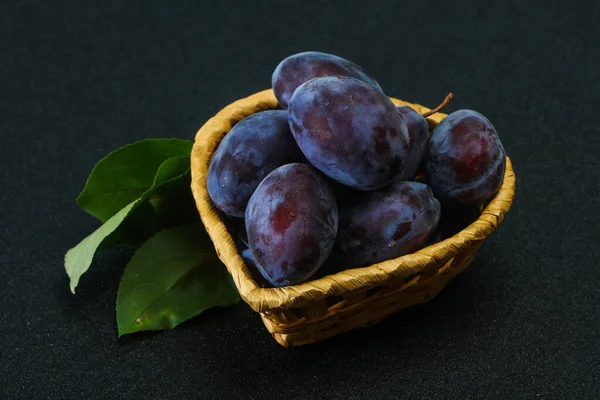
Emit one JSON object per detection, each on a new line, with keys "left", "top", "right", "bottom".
{"left": 191, "top": 89, "right": 516, "bottom": 347}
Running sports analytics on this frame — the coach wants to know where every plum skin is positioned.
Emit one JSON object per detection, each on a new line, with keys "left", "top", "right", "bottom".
{"left": 272, "top": 51, "right": 381, "bottom": 109}
{"left": 207, "top": 110, "right": 303, "bottom": 218}
{"left": 397, "top": 105, "right": 429, "bottom": 180}
{"left": 288, "top": 76, "right": 410, "bottom": 191}
{"left": 245, "top": 163, "right": 338, "bottom": 287}
{"left": 425, "top": 109, "right": 506, "bottom": 208}
{"left": 332, "top": 181, "right": 441, "bottom": 270}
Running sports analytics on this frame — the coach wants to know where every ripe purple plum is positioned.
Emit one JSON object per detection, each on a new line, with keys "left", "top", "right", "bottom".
{"left": 207, "top": 110, "right": 303, "bottom": 217}
{"left": 272, "top": 51, "right": 381, "bottom": 109}
{"left": 397, "top": 106, "right": 429, "bottom": 180}
{"left": 425, "top": 110, "right": 506, "bottom": 208}
{"left": 333, "top": 181, "right": 441, "bottom": 269}
{"left": 288, "top": 76, "right": 410, "bottom": 191}
{"left": 245, "top": 163, "right": 338, "bottom": 287}
{"left": 397, "top": 93, "right": 455, "bottom": 180}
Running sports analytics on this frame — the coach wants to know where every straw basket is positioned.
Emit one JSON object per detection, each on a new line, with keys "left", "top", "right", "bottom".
{"left": 191, "top": 89, "right": 516, "bottom": 347}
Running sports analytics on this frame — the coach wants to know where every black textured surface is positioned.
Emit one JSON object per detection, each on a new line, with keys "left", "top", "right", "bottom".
{"left": 1, "top": 1, "right": 599, "bottom": 399}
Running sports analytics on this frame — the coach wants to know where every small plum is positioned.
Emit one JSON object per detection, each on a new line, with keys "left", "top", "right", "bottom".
{"left": 397, "top": 105, "right": 429, "bottom": 180}
{"left": 425, "top": 110, "right": 506, "bottom": 208}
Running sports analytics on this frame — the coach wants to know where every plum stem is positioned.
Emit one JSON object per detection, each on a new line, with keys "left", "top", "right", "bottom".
{"left": 421, "top": 93, "right": 454, "bottom": 118}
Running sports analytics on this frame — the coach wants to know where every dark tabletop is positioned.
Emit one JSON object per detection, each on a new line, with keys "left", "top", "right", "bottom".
{"left": 2, "top": 1, "right": 599, "bottom": 399}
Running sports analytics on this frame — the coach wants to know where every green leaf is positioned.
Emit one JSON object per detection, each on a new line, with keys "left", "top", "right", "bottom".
{"left": 106, "top": 157, "right": 194, "bottom": 246}
{"left": 76, "top": 139, "right": 193, "bottom": 223}
{"left": 65, "top": 200, "right": 141, "bottom": 293}
{"left": 66, "top": 156, "right": 194, "bottom": 292}
{"left": 116, "top": 223, "right": 240, "bottom": 336}
{"left": 149, "top": 155, "right": 191, "bottom": 187}
{"left": 103, "top": 200, "right": 157, "bottom": 248}
{"left": 114, "top": 155, "right": 196, "bottom": 243}
{"left": 150, "top": 169, "right": 200, "bottom": 229}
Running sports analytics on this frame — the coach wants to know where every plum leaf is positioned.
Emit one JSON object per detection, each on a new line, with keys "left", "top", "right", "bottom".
{"left": 116, "top": 223, "right": 240, "bottom": 336}
{"left": 76, "top": 138, "right": 193, "bottom": 222}
{"left": 65, "top": 155, "right": 195, "bottom": 292}
{"left": 65, "top": 199, "right": 141, "bottom": 294}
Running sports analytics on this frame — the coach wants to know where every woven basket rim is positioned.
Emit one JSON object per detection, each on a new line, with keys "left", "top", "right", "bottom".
{"left": 191, "top": 89, "right": 516, "bottom": 313}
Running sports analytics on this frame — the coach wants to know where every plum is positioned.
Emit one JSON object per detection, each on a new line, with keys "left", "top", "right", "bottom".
{"left": 332, "top": 181, "right": 441, "bottom": 270}
{"left": 245, "top": 163, "right": 338, "bottom": 287}
{"left": 397, "top": 93, "right": 456, "bottom": 180}
{"left": 207, "top": 110, "right": 303, "bottom": 217}
{"left": 425, "top": 110, "right": 506, "bottom": 208}
{"left": 288, "top": 76, "right": 410, "bottom": 191}
{"left": 272, "top": 51, "right": 381, "bottom": 109}
{"left": 397, "top": 105, "right": 429, "bottom": 180}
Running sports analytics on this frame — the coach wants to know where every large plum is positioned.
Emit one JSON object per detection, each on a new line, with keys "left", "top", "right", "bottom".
{"left": 245, "top": 163, "right": 338, "bottom": 287}
{"left": 207, "top": 110, "right": 303, "bottom": 217}
{"left": 288, "top": 76, "right": 410, "bottom": 191}
{"left": 397, "top": 106, "right": 429, "bottom": 180}
{"left": 272, "top": 51, "right": 381, "bottom": 109}
{"left": 425, "top": 110, "right": 506, "bottom": 208}
{"left": 332, "top": 181, "right": 441, "bottom": 270}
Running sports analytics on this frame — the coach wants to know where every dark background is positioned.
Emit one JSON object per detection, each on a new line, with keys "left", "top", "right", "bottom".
{"left": 1, "top": 1, "right": 599, "bottom": 398}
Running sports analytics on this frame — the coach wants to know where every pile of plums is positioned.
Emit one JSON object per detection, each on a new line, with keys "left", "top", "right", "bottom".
{"left": 207, "top": 52, "right": 506, "bottom": 287}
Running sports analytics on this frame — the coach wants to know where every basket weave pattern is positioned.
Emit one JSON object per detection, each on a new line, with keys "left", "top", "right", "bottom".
{"left": 191, "top": 89, "right": 515, "bottom": 347}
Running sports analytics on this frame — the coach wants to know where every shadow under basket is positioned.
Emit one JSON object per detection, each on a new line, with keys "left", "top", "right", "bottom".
{"left": 191, "top": 89, "right": 516, "bottom": 347}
